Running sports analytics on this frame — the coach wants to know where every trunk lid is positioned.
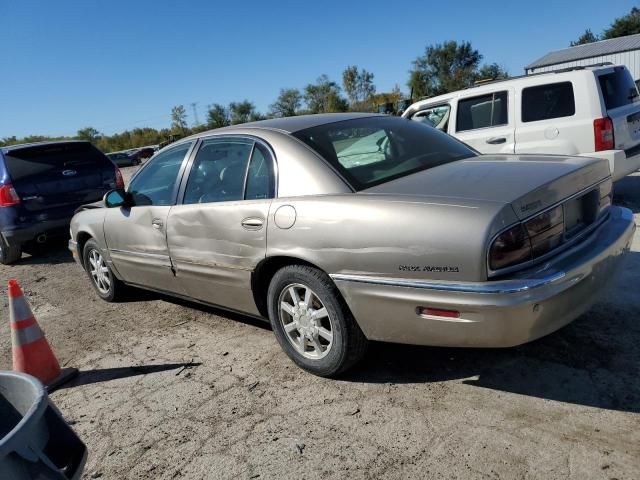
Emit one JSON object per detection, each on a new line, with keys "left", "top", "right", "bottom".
{"left": 362, "top": 154, "right": 610, "bottom": 220}
{"left": 595, "top": 66, "right": 640, "bottom": 151}
{"left": 3, "top": 142, "right": 116, "bottom": 213}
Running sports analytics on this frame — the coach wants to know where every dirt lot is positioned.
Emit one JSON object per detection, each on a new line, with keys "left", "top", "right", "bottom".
{"left": 1, "top": 167, "right": 639, "bottom": 479}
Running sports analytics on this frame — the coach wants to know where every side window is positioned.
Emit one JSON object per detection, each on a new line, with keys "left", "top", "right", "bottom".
{"left": 456, "top": 91, "right": 508, "bottom": 132}
{"left": 128, "top": 142, "right": 192, "bottom": 206}
{"left": 245, "top": 143, "right": 275, "bottom": 200}
{"left": 411, "top": 104, "right": 451, "bottom": 131}
{"left": 183, "top": 138, "right": 253, "bottom": 204}
{"left": 522, "top": 82, "right": 575, "bottom": 122}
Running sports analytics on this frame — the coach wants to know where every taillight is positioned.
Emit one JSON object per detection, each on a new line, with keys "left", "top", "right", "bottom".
{"left": 0, "top": 184, "right": 20, "bottom": 207}
{"left": 115, "top": 168, "right": 125, "bottom": 189}
{"left": 489, "top": 224, "right": 531, "bottom": 271}
{"left": 524, "top": 205, "right": 564, "bottom": 257}
{"left": 594, "top": 117, "right": 614, "bottom": 151}
{"left": 490, "top": 206, "right": 566, "bottom": 271}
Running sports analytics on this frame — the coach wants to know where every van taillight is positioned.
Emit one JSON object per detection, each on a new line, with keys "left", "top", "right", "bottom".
{"left": 0, "top": 184, "right": 20, "bottom": 207}
{"left": 594, "top": 117, "right": 614, "bottom": 151}
{"left": 115, "top": 168, "right": 125, "bottom": 188}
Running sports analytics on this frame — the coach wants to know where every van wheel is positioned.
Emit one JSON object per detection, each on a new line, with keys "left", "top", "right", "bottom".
{"left": 267, "top": 265, "right": 368, "bottom": 377}
{"left": 0, "top": 238, "right": 21, "bottom": 265}
{"left": 83, "top": 239, "right": 125, "bottom": 301}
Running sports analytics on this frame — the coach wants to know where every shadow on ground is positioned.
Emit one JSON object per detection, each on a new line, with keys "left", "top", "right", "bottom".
{"left": 18, "top": 239, "right": 74, "bottom": 265}
{"left": 117, "top": 288, "right": 272, "bottom": 332}
{"left": 342, "top": 244, "right": 640, "bottom": 414}
{"left": 56, "top": 362, "right": 202, "bottom": 390}
{"left": 343, "top": 291, "right": 640, "bottom": 413}
{"left": 614, "top": 175, "right": 640, "bottom": 213}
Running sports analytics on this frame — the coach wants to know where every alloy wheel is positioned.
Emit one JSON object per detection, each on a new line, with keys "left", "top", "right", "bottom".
{"left": 88, "top": 249, "right": 111, "bottom": 294}
{"left": 278, "top": 283, "right": 334, "bottom": 360}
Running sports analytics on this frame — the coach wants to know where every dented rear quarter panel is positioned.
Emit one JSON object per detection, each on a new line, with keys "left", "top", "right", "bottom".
{"left": 266, "top": 194, "right": 518, "bottom": 282}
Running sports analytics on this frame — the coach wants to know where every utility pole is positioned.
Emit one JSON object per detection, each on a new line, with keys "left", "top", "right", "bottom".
{"left": 190, "top": 102, "right": 200, "bottom": 127}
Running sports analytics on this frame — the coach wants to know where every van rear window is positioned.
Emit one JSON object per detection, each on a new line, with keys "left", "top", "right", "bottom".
{"left": 3, "top": 142, "right": 110, "bottom": 181}
{"left": 522, "top": 82, "right": 575, "bottom": 122}
{"left": 598, "top": 68, "right": 639, "bottom": 110}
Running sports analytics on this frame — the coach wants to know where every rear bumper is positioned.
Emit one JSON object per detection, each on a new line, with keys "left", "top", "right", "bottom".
{"left": 332, "top": 206, "right": 635, "bottom": 347}
{"left": 1, "top": 218, "right": 71, "bottom": 246}
{"left": 580, "top": 150, "right": 640, "bottom": 181}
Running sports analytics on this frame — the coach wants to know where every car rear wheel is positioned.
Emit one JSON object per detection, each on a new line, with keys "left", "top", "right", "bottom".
{"left": 0, "top": 238, "right": 21, "bottom": 265}
{"left": 267, "top": 265, "right": 368, "bottom": 377}
{"left": 82, "top": 239, "right": 124, "bottom": 302}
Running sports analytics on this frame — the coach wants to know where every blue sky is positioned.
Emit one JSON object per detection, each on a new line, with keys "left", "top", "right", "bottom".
{"left": 0, "top": 0, "right": 637, "bottom": 138}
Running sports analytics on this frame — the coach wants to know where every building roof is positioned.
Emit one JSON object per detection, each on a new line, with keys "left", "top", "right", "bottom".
{"left": 526, "top": 33, "right": 640, "bottom": 70}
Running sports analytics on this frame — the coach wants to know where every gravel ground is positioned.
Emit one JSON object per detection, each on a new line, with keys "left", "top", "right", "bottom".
{"left": 1, "top": 167, "right": 639, "bottom": 480}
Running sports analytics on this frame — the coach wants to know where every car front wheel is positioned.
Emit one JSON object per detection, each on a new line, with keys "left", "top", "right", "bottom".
{"left": 82, "top": 239, "right": 124, "bottom": 302}
{"left": 268, "top": 265, "right": 368, "bottom": 377}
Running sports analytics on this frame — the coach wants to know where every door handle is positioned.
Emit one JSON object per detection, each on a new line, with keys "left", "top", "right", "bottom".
{"left": 152, "top": 219, "right": 163, "bottom": 229}
{"left": 241, "top": 217, "right": 264, "bottom": 230}
{"left": 486, "top": 137, "right": 507, "bottom": 145}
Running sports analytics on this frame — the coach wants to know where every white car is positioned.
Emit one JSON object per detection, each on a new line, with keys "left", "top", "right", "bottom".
{"left": 402, "top": 64, "right": 640, "bottom": 181}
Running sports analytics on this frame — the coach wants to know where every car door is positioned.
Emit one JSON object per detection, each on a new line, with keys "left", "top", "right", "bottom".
{"left": 104, "top": 141, "right": 194, "bottom": 293}
{"left": 166, "top": 136, "right": 276, "bottom": 315}
{"left": 453, "top": 89, "right": 515, "bottom": 153}
{"left": 515, "top": 81, "right": 584, "bottom": 155}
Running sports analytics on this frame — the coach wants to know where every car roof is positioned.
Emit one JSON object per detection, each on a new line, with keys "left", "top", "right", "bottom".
{"left": 187, "top": 113, "right": 386, "bottom": 139}
{"left": 405, "top": 63, "right": 621, "bottom": 113}
{"left": 1, "top": 140, "right": 90, "bottom": 155}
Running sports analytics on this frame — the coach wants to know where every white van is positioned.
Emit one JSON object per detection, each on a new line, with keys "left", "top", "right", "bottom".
{"left": 402, "top": 64, "right": 640, "bottom": 181}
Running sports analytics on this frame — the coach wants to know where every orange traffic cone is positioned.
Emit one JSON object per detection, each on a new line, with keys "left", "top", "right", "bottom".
{"left": 8, "top": 279, "right": 77, "bottom": 390}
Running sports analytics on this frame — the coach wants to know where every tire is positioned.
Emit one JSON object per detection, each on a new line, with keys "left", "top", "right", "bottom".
{"left": 0, "top": 238, "right": 21, "bottom": 265}
{"left": 82, "top": 239, "right": 125, "bottom": 302}
{"left": 267, "top": 265, "right": 368, "bottom": 377}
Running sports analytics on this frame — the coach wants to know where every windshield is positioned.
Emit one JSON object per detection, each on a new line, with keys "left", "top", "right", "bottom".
{"left": 292, "top": 116, "right": 476, "bottom": 190}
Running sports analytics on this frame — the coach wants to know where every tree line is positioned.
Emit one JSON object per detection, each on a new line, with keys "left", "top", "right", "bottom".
{"left": 1, "top": 46, "right": 503, "bottom": 153}
{"left": 5, "top": 6, "right": 640, "bottom": 153}
{"left": 571, "top": 6, "right": 640, "bottom": 46}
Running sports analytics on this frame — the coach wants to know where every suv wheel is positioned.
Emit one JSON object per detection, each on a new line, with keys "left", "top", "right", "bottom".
{"left": 267, "top": 265, "right": 368, "bottom": 377}
{"left": 83, "top": 239, "right": 125, "bottom": 301}
{"left": 0, "top": 238, "right": 21, "bottom": 265}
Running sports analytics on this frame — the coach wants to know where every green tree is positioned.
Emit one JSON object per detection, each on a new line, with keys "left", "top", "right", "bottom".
{"left": 342, "top": 65, "right": 376, "bottom": 111}
{"left": 475, "top": 63, "right": 509, "bottom": 82}
{"left": 304, "top": 75, "right": 348, "bottom": 113}
{"left": 206, "top": 104, "right": 230, "bottom": 129}
{"left": 229, "top": 100, "right": 257, "bottom": 125}
{"left": 76, "top": 127, "right": 100, "bottom": 143}
{"left": 570, "top": 29, "right": 599, "bottom": 46}
{"left": 269, "top": 88, "right": 303, "bottom": 117}
{"left": 408, "top": 41, "right": 482, "bottom": 98}
{"left": 603, "top": 7, "right": 640, "bottom": 39}
{"left": 171, "top": 105, "right": 188, "bottom": 133}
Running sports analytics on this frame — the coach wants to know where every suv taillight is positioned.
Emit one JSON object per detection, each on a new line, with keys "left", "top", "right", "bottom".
{"left": 0, "top": 184, "right": 20, "bottom": 207}
{"left": 115, "top": 168, "right": 125, "bottom": 189}
{"left": 594, "top": 117, "right": 614, "bottom": 151}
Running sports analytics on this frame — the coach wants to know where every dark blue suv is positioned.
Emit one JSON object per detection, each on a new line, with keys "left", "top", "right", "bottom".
{"left": 0, "top": 141, "right": 124, "bottom": 264}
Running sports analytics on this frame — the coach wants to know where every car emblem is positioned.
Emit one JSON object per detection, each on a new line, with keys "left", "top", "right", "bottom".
{"left": 62, "top": 169, "right": 77, "bottom": 176}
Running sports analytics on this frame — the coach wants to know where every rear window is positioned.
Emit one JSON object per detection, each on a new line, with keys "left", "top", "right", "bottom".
{"left": 456, "top": 91, "right": 508, "bottom": 132}
{"left": 522, "top": 82, "right": 576, "bottom": 122}
{"left": 292, "top": 116, "right": 476, "bottom": 191}
{"left": 4, "top": 143, "right": 111, "bottom": 181}
{"left": 598, "top": 67, "right": 639, "bottom": 110}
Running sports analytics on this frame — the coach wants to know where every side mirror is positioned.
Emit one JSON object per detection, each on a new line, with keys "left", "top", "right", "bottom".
{"left": 104, "top": 188, "right": 131, "bottom": 208}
